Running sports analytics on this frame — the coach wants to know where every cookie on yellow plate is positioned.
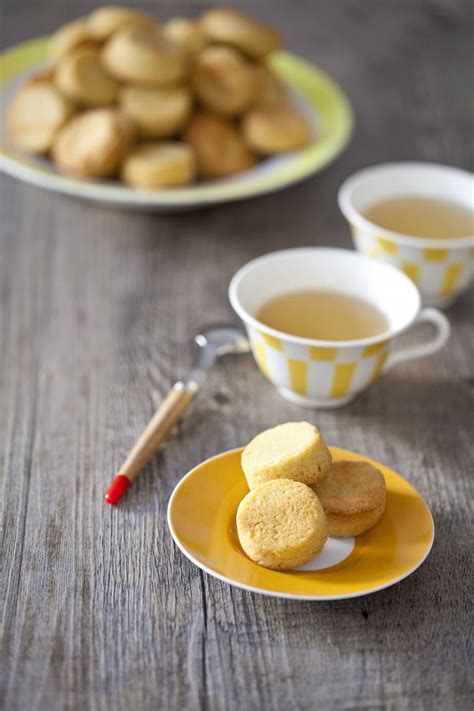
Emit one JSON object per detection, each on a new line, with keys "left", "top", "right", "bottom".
{"left": 192, "top": 46, "right": 258, "bottom": 116}
{"left": 237, "top": 479, "right": 328, "bottom": 570}
{"left": 87, "top": 5, "right": 155, "bottom": 41}
{"left": 121, "top": 142, "right": 196, "bottom": 189}
{"left": 54, "top": 46, "right": 119, "bottom": 106}
{"left": 313, "top": 460, "right": 386, "bottom": 537}
{"left": 242, "top": 105, "right": 310, "bottom": 154}
{"left": 242, "top": 421, "right": 332, "bottom": 490}
{"left": 102, "top": 26, "right": 189, "bottom": 87}
{"left": 184, "top": 110, "right": 256, "bottom": 178}
{"left": 163, "top": 17, "right": 208, "bottom": 54}
{"left": 7, "top": 81, "right": 75, "bottom": 154}
{"left": 52, "top": 109, "right": 134, "bottom": 178}
{"left": 49, "top": 18, "right": 92, "bottom": 62}
{"left": 119, "top": 85, "right": 192, "bottom": 138}
{"left": 200, "top": 8, "right": 281, "bottom": 59}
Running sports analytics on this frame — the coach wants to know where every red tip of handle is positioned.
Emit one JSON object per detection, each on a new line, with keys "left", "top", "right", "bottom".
{"left": 104, "top": 474, "right": 130, "bottom": 504}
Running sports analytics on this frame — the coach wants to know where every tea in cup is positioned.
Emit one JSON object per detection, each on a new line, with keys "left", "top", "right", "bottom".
{"left": 229, "top": 247, "right": 450, "bottom": 408}
{"left": 338, "top": 162, "right": 474, "bottom": 307}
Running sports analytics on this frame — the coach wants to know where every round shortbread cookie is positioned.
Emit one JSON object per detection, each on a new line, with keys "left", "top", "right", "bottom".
{"left": 242, "top": 422, "right": 332, "bottom": 490}
{"left": 192, "top": 46, "right": 258, "bottom": 116}
{"left": 102, "top": 26, "right": 189, "bottom": 87}
{"left": 237, "top": 479, "right": 328, "bottom": 570}
{"left": 242, "top": 105, "right": 310, "bottom": 154}
{"left": 54, "top": 46, "right": 119, "bottom": 106}
{"left": 255, "top": 65, "right": 288, "bottom": 107}
{"left": 163, "top": 18, "right": 208, "bottom": 54}
{"left": 121, "top": 142, "right": 196, "bottom": 189}
{"left": 119, "top": 85, "right": 192, "bottom": 138}
{"left": 7, "top": 81, "right": 75, "bottom": 154}
{"left": 49, "top": 18, "right": 92, "bottom": 62}
{"left": 184, "top": 110, "right": 256, "bottom": 178}
{"left": 200, "top": 8, "right": 281, "bottom": 59}
{"left": 52, "top": 109, "right": 134, "bottom": 178}
{"left": 313, "top": 460, "right": 386, "bottom": 537}
{"left": 87, "top": 6, "right": 155, "bottom": 41}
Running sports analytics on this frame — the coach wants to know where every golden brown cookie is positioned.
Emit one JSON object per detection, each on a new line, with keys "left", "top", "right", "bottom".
{"left": 7, "top": 81, "right": 75, "bottom": 154}
{"left": 102, "top": 26, "right": 189, "bottom": 86}
{"left": 192, "top": 46, "right": 259, "bottom": 116}
{"left": 313, "top": 460, "right": 386, "bottom": 537}
{"left": 163, "top": 17, "right": 208, "bottom": 54}
{"left": 121, "top": 142, "right": 196, "bottom": 189}
{"left": 200, "top": 8, "right": 281, "bottom": 59}
{"left": 255, "top": 65, "right": 288, "bottom": 107}
{"left": 242, "top": 421, "right": 332, "bottom": 490}
{"left": 87, "top": 6, "right": 155, "bottom": 41}
{"left": 184, "top": 110, "right": 256, "bottom": 178}
{"left": 52, "top": 109, "right": 134, "bottom": 178}
{"left": 242, "top": 106, "right": 310, "bottom": 154}
{"left": 119, "top": 85, "right": 192, "bottom": 138}
{"left": 27, "top": 65, "right": 55, "bottom": 84}
{"left": 237, "top": 479, "right": 328, "bottom": 570}
{"left": 54, "top": 46, "right": 119, "bottom": 106}
{"left": 49, "top": 18, "right": 92, "bottom": 61}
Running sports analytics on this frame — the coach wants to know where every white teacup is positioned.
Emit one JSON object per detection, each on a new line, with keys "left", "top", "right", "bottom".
{"left": 338, "top": 162, "right": 474, "bottom": 307}
{"left": 229, "top": 248, "right": 450, "bottom": 408}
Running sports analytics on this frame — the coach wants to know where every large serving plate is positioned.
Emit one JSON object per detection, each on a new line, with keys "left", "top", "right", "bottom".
{"left": 168, "top": 446, "right": 434, "bottom": 600}
{"left": 0, "top": 37, "right": 353, "bottom": 211}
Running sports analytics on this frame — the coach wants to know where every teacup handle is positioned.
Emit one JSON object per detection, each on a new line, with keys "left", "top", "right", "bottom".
{"left": 384, "top": 308, "right": 451, "bottom": 371}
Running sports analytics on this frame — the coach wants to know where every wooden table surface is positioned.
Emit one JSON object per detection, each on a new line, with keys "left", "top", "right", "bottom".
{"left": 1, "top": 2, "right": 473, "bottom": 709}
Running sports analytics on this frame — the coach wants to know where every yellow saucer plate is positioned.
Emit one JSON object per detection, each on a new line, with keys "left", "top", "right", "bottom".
{"left": 0, "top": 37, "right": 353, "bottom": 211}
{"left": 168, "top": 446, "right": 434, "bottom": 600}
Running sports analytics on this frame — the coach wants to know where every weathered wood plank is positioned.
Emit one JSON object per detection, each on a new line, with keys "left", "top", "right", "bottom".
{"left": 1, "top": 1, "right": 473, "bottom": 710}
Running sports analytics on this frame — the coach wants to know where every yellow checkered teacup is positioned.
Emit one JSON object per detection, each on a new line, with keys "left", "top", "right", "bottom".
{"left": 338, "top": 163, "right": 474, "bottom": 307}
{"left": 229, "top": 248, "right": 450, "bottom": 408}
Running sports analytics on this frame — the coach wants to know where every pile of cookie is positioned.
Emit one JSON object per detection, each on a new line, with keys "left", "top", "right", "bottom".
{"left": 237, "top": 422, "right": 387, "bottom": 570}
{"left": 7, "top": 6, "right": 311, "bottom": 188}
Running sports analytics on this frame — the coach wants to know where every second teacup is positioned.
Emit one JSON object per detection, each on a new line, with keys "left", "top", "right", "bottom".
{"left": 338, "top": 162, "right": 474, "bottom": 307}
{"left": 229, "top": 248, "right": 450, "bottom": 408}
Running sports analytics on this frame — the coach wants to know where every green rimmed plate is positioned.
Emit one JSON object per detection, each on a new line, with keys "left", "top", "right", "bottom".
{"left": 0, "top": 37, "right": 353, "bottom": 211}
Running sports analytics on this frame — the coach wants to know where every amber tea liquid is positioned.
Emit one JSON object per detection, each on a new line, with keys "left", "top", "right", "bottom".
{"left": 256, "top": 290, "right": 389, "bottom": 341}
{"left": 363, "top": 196, "right": 473, "bottom": 239}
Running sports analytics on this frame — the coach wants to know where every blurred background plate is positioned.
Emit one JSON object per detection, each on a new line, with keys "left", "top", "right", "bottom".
{"left": 0, "top": 37, "right": 353, "bottom": 211}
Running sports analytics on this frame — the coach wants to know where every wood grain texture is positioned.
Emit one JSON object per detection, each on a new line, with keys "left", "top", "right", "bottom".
{"left": 1, "top": 1, "right": 473, "bottom": 710}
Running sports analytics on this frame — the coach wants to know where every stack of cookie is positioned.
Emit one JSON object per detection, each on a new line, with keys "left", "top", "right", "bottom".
{"left": 7, "top": 6, "right": 311, "bottom": 188}
{"left": 237, "top": 422, "right": 387, "bottom": 570}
